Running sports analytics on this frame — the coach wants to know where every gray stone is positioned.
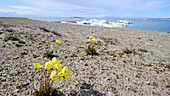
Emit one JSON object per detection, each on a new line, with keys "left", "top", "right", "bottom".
{"left": 70, "top": 90, "right": 78, "bottom": 96}
{"left": 21, "top": 82, "right": 30, "bottom": 87}
{"left": 84, "top": 63, "right": 88, "bottom": 66}
{"left": 146, "top": 81, "right": 150, "bottom": 85}
{"left": 67, "top": 63, "right": 71, "bottom": 66}
{"left": 105, "top": 78, "right": 111, "bottom": 82}
{"left": 80, "top": 83, "right": 91, "bottom": 89}
{"left": 80, "top": 57, "right": 85, "bottom": 60}
{"left": 102, "top": 67, "right": 109, "bottom": 70}
{"left": 108, "top": 91, "right": 115, "bottom": 96}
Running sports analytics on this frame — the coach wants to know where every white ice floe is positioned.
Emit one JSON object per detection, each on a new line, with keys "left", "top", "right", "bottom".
{"left": 61, "top": 21, "right": 69, "bottom": 24}
{"left": 117, "top": 20, "right": 133, "bottom": 24}
{"left": 61, "top": 19, "right": 133, "bottom": 28}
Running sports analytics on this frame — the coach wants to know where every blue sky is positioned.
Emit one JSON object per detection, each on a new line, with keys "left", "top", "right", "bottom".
{"left": 0, "top": 0, "right": 169, "bottom": 17}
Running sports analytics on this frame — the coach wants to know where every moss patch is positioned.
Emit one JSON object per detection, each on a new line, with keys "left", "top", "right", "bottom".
{"left": 85, "top": 47, "right": 98, "bottom": 55}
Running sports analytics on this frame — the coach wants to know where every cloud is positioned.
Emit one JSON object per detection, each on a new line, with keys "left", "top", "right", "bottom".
{"left": 1, "top": 0, "right": 170, "bottom": 17}
{"left": 22, "top": 0, "right": 170, "bottom": 11}
{"left": 0, "top": 6, "right": 44, "bottom": 15}
{"left": 20, "top": 0, "right": 170, "bottom": 16}
{"left": 8, "top": 6, "right": 37, "bottom": 10}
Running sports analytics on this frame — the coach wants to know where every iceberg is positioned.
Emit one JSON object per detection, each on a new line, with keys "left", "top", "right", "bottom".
{"left": 117, "top": 20, "right": 133, "bottom": 24}
{"left": 61, "top": 19, "right": 133, "bottom": 28}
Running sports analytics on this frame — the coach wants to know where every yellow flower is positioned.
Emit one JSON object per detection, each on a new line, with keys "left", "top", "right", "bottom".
{"left": 52, "top": 57, "right": 58, "bottom": 64}
{"left": 60, "top": 77, "right": 64, "bottom": 80}
{"left": 52, "top": 57, "right": 62, "bottom": 71}
{"left": 52, "top": 57, "right": 58, "bottom": 68}
{"left": 61, "top": 66, "right": 70, "bottom": 80}
{"left": 33, "top": 63, "right": 43, "bottom": 70}
{"left": 90, "top": 36, "right": 94, "bottom": 39}
{"left": 45, "top": 60, "right": 53, "bottom": 70}
{"left": 88, "top": 39, "right": 92, "bottom": 43}
{"left": 50, "top": 71, "right": 59, "bottom": 81}
{"left": 58, "top": 72, "right": 64, "bottom": 80}
{"left": 56, "top": 62, "right": 62, "bottom": 72}
{"left": 92, "top": 38, "right": 96, "bottom": 43}
{"left": 56, "top": 40, "right": 61, "bottom": 45}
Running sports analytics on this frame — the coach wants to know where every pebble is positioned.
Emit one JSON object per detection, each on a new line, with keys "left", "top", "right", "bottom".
{"left": 105, "top": 78, "right": 111, "bottom": 82}
{"left": 67, "top": 63, "right": 71, "bottom": 66}
{"left": 80, "top": 60, "right": 84, "bottom": 63}
{"left": 21, "top": 82, "right": 29, "bottom": 87}
{"left": 84, "top": 63, "right": 88, "bottom": 66}
{"left": 14, "top": 89, "right": 20, "bottom": 93}
{"left": 38, "top": 74, "right": 42, "bottom": 80}
{"left": 108, "top": 91, "right": 115, "bottom": 96}
{"left": 102, "top": 67, "right": 109, "bottom": 70}
{"left": 80, "top": 57, "right": 85, "bottom": 60}
{"left": 70, "top": 90, "right": 78, "bottom": 96}
{"left": 146, "top": 81, "right": 150, "bottom": 85}
{"left": 80, "top": 83, "right": 91, "bottom": 89}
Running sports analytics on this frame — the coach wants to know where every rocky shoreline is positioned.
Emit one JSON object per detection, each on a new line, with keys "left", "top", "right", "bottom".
{"left": 0, "top": 17, "right": 170, "bottom": 96}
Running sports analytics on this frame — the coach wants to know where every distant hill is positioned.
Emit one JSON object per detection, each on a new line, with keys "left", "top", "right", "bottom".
{"left": 164, "top": 18, "right": 170, "bottom": 20}
{"left": 0, "top": 17, "right": 29, "bottom": 20}
{"left": 70, "top": 16, "right": 83, "bottom": 18}
{"left": 149, "top": 18, "right": 170, "bottom": 20}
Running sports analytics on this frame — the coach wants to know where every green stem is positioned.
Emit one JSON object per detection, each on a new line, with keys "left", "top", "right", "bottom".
{"left": 38, "top": 82, "right": 44, "bottom": 96}
{"left": 44, "top": 70, "right": 47, "bottom": 93}
{"left": 47, "top": 77, "right": 51, "bottom": 92}
{"left": 33, "top": 70, "right": 36, "bottom": 90}
{"left": 38, "top": 70, "right": 46, "bottom": 96}
{"left": 49, "top": 81, "right": 54, "bottom": 93}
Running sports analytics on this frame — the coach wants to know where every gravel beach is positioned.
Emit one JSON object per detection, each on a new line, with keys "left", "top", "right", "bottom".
{"left": 0, "top": 17, "right": 170, "bottom": 96}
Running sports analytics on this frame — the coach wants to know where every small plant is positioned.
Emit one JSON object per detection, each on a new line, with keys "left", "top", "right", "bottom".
{"left": 44, "top": 51, "right": 54, "bottom": 59}
{"left": 85, "top": 46, "right": 98, "bottom": 55}
{"left": 109, "top": 51, "right": 117, "bottom": 57}
{"left": 122, "top": 48, "right": 133, "bottom": 54}
{"left": 142, "top": 63, "right": 153, "bottom": 66}
{"left": 44, "top": 39, "right": 61, "bottom": 59}
{"left": 33, "top": 57, "right": 70, "bottom": 96}
{"left": 118, "top": 52, "right": 124, "bottom": 57}
{"left": 39, "top": 27, "right": 51, "bottom": 32}
{"left": 97, "top": 40, "right": 101, "bottom": 46}
{"left": 33, "top": 54, "right": 39, "bottom": 58}
{"left": 138, "top": 48, "right": 148, "bottom": 53}
{"left": 149, "top": 39, "right": 153, "bottom": 41}
{"left": 85, "top": 36, "right": 98, "bottom": 55}
{"left": 165, "top": 65, "right": 170, "bottom": 69}
{"left": 33, "top": 39, "right": 69, "bottom": 96}
{"left": 3, "top": 34, "right": 20, "bottom": 42}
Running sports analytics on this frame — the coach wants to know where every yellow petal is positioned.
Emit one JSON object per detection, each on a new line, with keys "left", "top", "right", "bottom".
{"left": 50, "top": 71, "right": 56, "bottom": 79}
{"left": 58, "top": 72, "right": 64, "bottom": 80}
{"left": 88, "top": 39, "right": 92, "bottom": 43}
{"left": 33, "top": 63, "right": 43, "bottom": 70}
{"left": 90, "top": 36, "right": 94, "bottom": 39}
{"left": 45, "top": 60, "right": 53, "bottom": 70}
{"left": 50, "top": 71, "right": 59, "bottom": 81}
{"left": 60, "top": 77, "right": 64, "bottom": 80}
{"left": 52, "top": 57, "right": 58, "bottom": 64}
{"left": 52, "top": 57, "right": 57, "bottom": 68}
{"left": 62, "top": 66, "right": 70, "bottom": 80}
{"left": 58, "top": 72, "right": 63, "bottom": 76}
{"left": 56, "top": 63, "right": 62, "bottom": 72}
{"left": 65, "top": 71, "right": 70, "bottom": 80}
{"left": 56, "top": 40, "right": 61, "bottom": 45}
{"left": 92, "top": 38, "right": 96, "bottom": 43}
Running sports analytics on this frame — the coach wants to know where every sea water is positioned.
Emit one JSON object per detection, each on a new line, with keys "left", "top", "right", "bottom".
{"left": 29, "top": 16, "right": 170, "bottom": 33}
{"left": 96, "top": 17, "right": 170, "bottom": 33}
